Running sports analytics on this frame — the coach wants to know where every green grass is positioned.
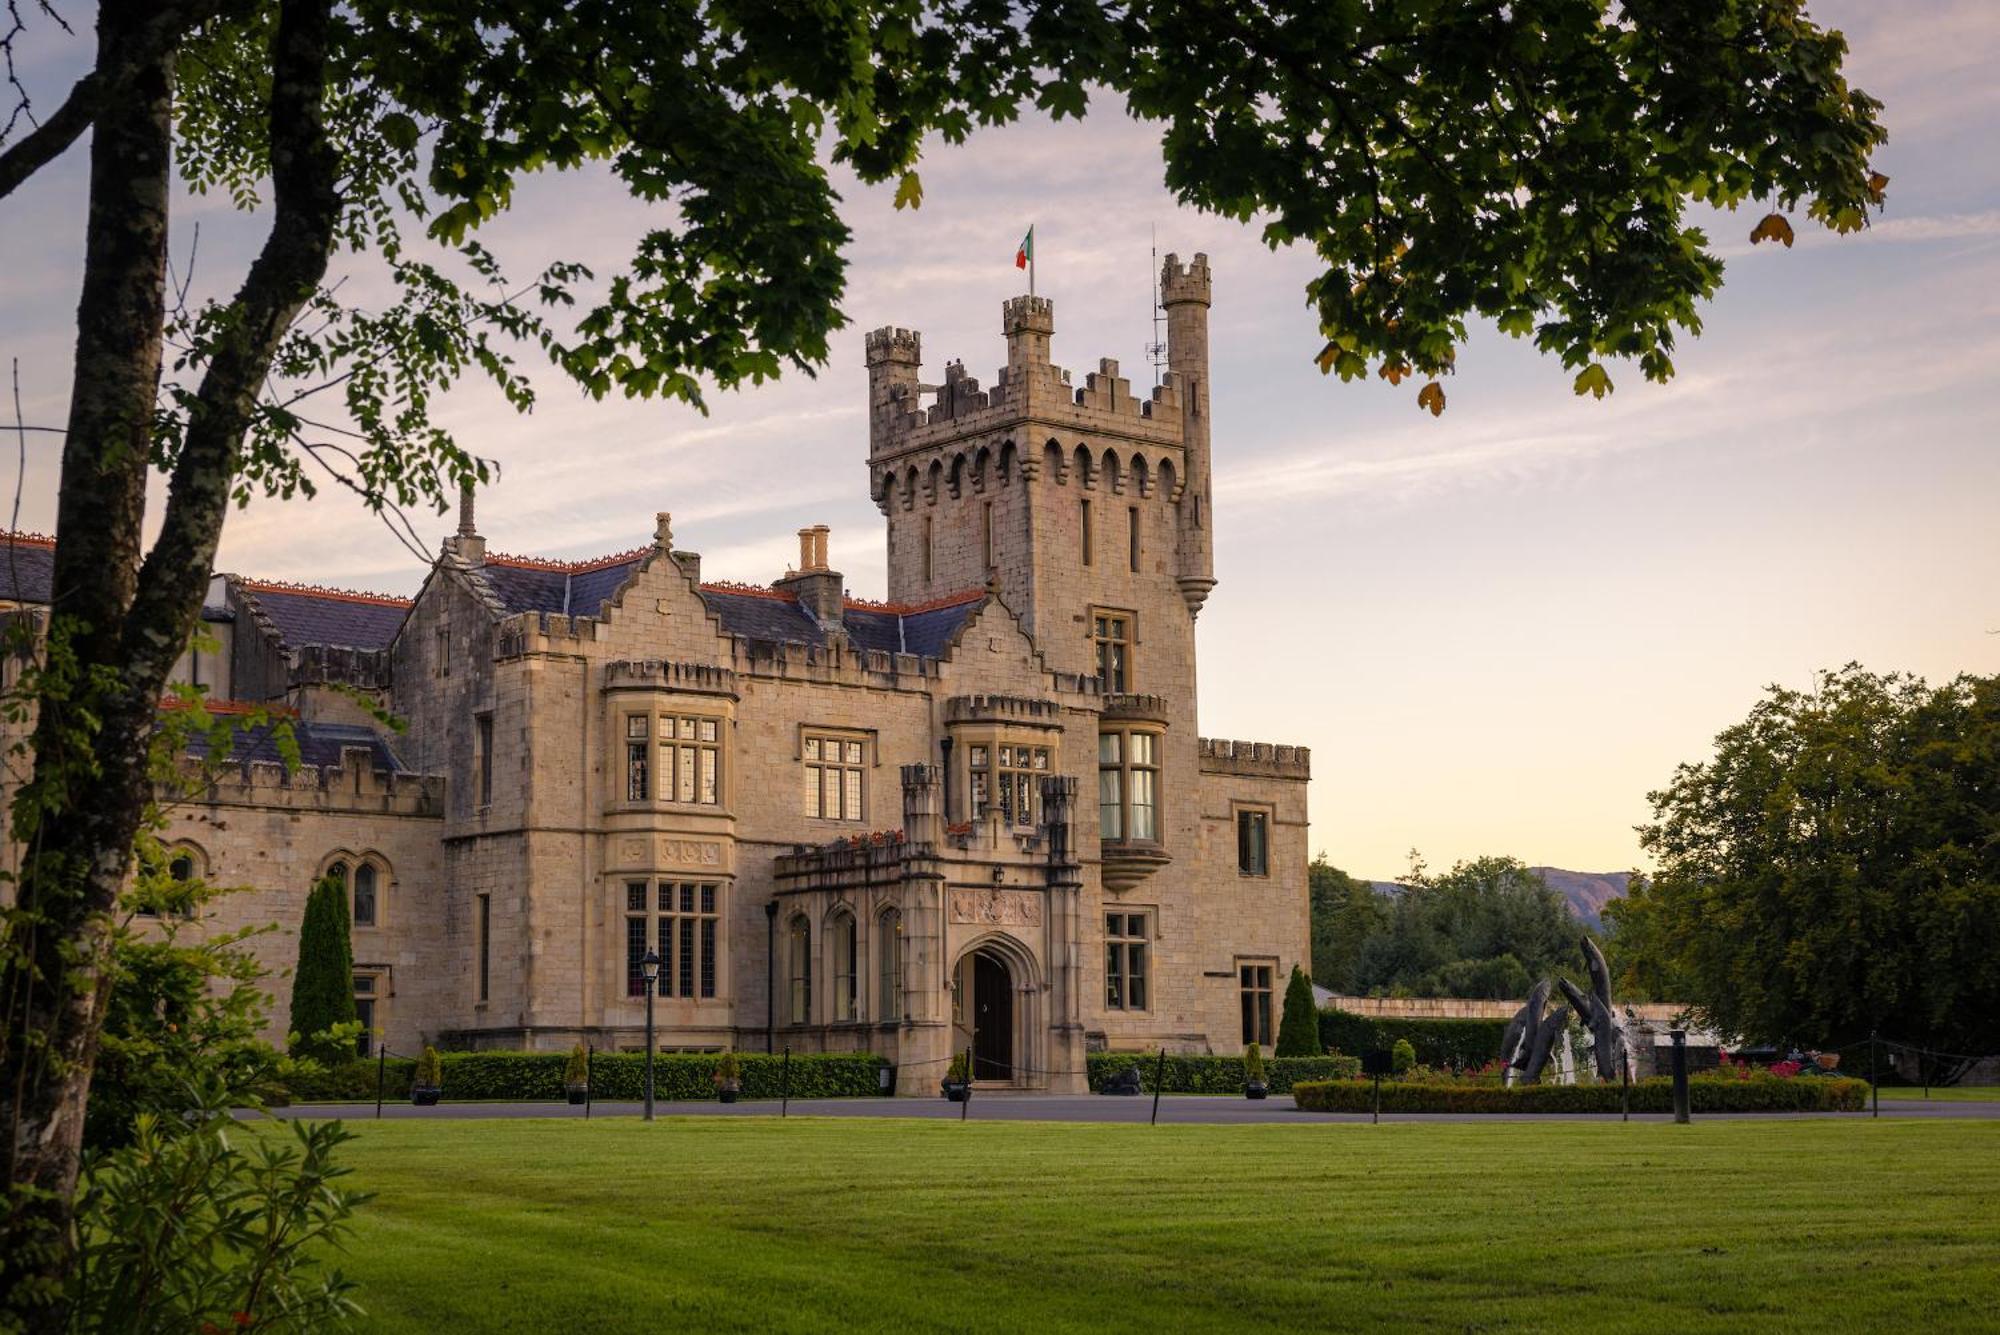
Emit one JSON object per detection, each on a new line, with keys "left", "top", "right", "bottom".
{"left": 306, "top": 1116, "right": 2000, "bottom": 1333}
{"left": 1876, "top": 1086, "right": 1998, "bottom": 1102}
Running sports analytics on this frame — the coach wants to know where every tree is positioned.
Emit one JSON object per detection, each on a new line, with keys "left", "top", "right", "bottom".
{"left": 1308, "top": 855, "right": 1387, "bottom": 994}
{"left": 1275, "top": 964, "right": 1320, "bottom": 1057}
{"left": 1624, "top": 667, "right": 2000, "bottom": 1055}
{"left": 1351, "top": 856, "right": 1583, "bottom": 999}
{"left": 287, "top": 875, "right": 356, "bottom": 1065}
{"left": 0, "top": 0, "right": 1888, "bottom": 1305}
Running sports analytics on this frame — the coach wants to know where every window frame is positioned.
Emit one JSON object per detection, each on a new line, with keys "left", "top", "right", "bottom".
{"left": 831, "top": 910, "right": 859, "bottom": 1023}
{"left": 1091, "top": 608, "right": 1134, "bottom": 693}
{"left": 803, "top": 729, "right": 869, "bottom": 822}
{"left": 623, "top": 879, "right": 724, "bottom": 1000}
{"left": 476, "top": 710, "right": 494, "bottom": 808}
{"left": 320, "top": 853, "right": 388, "bottom": 931}
{"left": 1104, "top": 911, "right": 1151, "bottom": 1012}
{"left": 1098, "top": 726, "right": 1163, "bottom": 844}
{"left": 787, "top": 914, "right": 813, "bottom": 1025}
{"left": 967, "top": 738, "right": 1052, "bottom": 828}
{"left": 876, "top": 908, "right": 902, "bottom": 1023}
{"left": 1238, "top": 960, "right": 1276, "bottom": 1048}
{"left": 1236, "top": 807, "right": 1272, "bottom": 878}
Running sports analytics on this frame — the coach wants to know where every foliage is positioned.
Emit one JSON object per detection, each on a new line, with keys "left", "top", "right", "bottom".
{"left": 945, "top": 1052, "right": 970, "bottom": 1086}
{"left": 1353, "top": 856, "right": 1588, "bottom": 998}
{"left": 1086, "top": 1052, "right": 1360, "bottom": 1095}
{"left": 280, "top": 1051, "right": 889, "bottom": 1102}
{"left": 87, "top": 838, "right": 292, "bottom": 1150}
{"left": 287, "top": 875, "right": 357, "bottom": 1064}
{"left": 1317, "top": 1009, "right": 1510, "bottom": 1072}
{"left": 713, "top": 1050, "right": 742, "bottom": 1088}
{"left": 1291, "top": 1074, "right": 1869, "bottom": 1115}
{"left": 1274, "top": 965, "right": 1320, "bottom": 1057}
{"left": 563, "top": 1044, "right": 589, "bottom": 1089}
{"left": 283, "top": 1059, "right": 416, "bottom": 1103}
{"left": 1242, "top": 1043, "right": 1265, "bottom": 1084}
{"left": 1390, "top": 1039, "right": 1417, "bottom": 1075}
{"left": 1308, "top": 856, "right": 1387, "bottom": 993}
{"left": 69, "top": 1085, "right": 367, "bottom": 1331}
{"left": 1621, "top": 667, "right": 2000, "bottom": 1053}
{"left": 412, "top": 1047, "right": 442, "bottom": 1090}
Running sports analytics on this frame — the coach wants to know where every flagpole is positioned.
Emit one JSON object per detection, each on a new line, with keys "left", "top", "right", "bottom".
{"left": 1030, "top": 231, "right": 1036, "bottom": 298}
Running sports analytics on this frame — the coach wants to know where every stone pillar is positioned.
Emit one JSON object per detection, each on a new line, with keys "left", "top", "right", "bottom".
{"left": 1041, "top": 774, "right": 1086, "bottom": 1093}
{"left": 1162, "top": 253, "right": 1215, "bottom": 617}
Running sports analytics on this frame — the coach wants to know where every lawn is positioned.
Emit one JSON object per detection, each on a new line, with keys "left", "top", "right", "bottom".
{"left": 304, "top": 1115, "right": 2000, "bottom": 1333}
{"left": 1876, "top": 1086, "right": 1998, "bottom": 1103}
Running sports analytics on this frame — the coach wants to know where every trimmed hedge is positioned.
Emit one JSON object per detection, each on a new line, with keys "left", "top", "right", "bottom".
{"left": 1317, "top": 1008, "right": 1509, "bottom": 1070}
{"left": 280, "top": 1051, "right": 887, "bottom": 1102}
{"left": 1088, "top": 1052, "right": 1361, "bottom": 1094}
{"left": 1291, "top": 1075, "right": 1869, "bottom": 1114}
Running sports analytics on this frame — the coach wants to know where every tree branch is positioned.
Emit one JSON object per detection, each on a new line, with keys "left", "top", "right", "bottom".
{"left": 126, "top": 0, "right": 338, "bottom": 683}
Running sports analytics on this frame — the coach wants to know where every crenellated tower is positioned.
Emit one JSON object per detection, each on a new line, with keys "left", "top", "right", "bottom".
{"left": 1161, "top": 253, "right": 1215, "bottom": 616}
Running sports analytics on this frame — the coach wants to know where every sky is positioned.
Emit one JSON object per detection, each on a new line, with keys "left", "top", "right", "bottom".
{"left": 3, "top": 2, "right": 1997, "bottom": 879}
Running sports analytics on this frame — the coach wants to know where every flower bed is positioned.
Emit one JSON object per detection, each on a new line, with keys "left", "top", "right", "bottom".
{"left": 1087, "top": 1052, "right": 1361, "bottom": 1094}
{"left": 1291, "top": 1073, "right": 1869, "bottom": 1114}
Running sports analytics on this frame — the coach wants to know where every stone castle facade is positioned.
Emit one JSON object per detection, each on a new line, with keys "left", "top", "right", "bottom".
{"left": 1, "top": 257, "right": 1310, "bottom": 1092}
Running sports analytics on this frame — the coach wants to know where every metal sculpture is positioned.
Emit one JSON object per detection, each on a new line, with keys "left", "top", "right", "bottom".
{"left": 1498, "top": 979, "right": 1571, "bottom": 1086}
{"left": 1556, "top": 936, "right": 1629, "bottom": 1082}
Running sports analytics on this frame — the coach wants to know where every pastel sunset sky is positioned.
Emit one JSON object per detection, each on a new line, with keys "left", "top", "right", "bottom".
{"left": 3, "top": 1, "right": 1996, "bottom": 878}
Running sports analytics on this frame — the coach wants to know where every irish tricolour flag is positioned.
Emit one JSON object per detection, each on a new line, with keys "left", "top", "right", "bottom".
{"left": 1015, "top": 225, "right": 1034, "bottom": 270}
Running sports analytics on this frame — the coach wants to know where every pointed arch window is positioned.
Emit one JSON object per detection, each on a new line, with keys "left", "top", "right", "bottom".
{"left": 877, "top": 909, "right": 902, "bottom": 1023}
{"left": 832, "top": 911, "right": 859, "bottom": 1022}
{"left": 788, "top": 915, "right": 813, "bottom": 1025}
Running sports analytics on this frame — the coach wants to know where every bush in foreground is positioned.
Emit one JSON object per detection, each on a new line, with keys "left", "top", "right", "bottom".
{"left": 1291, "top": 1074, "right": 1869, "bottom": 1114}
{"left": 279, "top": 1051, "right": 887, "bottom": 1102}
{"left": 1088, "top": 1052, "right": 1361, "bottom": 1094}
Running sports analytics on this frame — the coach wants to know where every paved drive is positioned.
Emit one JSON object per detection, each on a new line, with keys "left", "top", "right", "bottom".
{"left": 266, "top": 1093, "right": 2000, "bottom": 1125}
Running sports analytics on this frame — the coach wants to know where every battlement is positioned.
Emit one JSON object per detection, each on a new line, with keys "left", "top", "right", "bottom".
{"left": 604, "top": 659, "right": 739, "bottom": 697}
{"left": 1002, "top": 295, "right": 1054, "bottom": 335}
{"left": 865, "top": 326, "right": 922, "bottom": 366}
{"left": 1101, "top": 692, "right": 1171, "bottom": 724}
{"left": 943, "top": 693, "right": 1064, "bottom": 727}
{"left": 1160, "top": 252, "right": 1211, "bottom": 307}
{"left": 292, "top": 644, "right": 391, "bottom": 691}
{"left": 1198, "top": 737, "right": 1310, "bottom": 780}
{"left": 189, "top": 747, "right": 445, "bottom": 817}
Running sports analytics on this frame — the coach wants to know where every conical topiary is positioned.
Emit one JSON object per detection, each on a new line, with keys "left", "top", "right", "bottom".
{"left": 1275, "top": 964, "right": 1321, "bottom": 1057}
{"left": 288, "top": 873, "right": 356, "bottom": 1062}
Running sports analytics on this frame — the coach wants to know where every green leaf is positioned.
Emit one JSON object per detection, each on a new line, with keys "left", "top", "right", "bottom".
{"left": 893, "top": 171, "right": 923, "bottom": 212}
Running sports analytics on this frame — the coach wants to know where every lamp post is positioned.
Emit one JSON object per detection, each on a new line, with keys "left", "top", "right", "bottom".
{"left": 642, "top": 948, "right": 662, "bottom": 1122}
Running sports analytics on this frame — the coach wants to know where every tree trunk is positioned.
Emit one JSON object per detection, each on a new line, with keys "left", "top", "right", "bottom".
{"left": 0, "top": 2, "right": 175, "bottom": 1312}
{"left": 1, "top": 0, "right": 338, "bottom": 1314}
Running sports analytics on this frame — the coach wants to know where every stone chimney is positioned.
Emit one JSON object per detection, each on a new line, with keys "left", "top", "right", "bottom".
{"left": 447, "top": 477, "right": 485, "bottom": 565}
{"left": 774, "top": 524, "right": 843, "bottom": 634}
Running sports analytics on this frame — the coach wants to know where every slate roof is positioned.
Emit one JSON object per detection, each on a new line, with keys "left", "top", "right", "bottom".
{"left": 234, "top": 580, "right": 410, "bottom": 653}
{"left": 0, "top": 532, "right": 56, "bottom": 604}
{"left": 472, "top": 551, "right": 648, "bottom": 618}
{"left": 181, "top": 710, "right": 407, "bottom": 773}
{"left": 700, "top": 585, "right": 986, "bottom": 657}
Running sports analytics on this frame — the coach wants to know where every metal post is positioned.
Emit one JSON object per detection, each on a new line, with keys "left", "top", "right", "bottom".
{"left": 375, "top": 1045, "right": 387, "bottom": 1120}
{"left": 1150, "top": 1048, "right": 1167, "bottom": 1126}
{"left": 644, "top": 978, "right": 657, "bottom": 1123}
{"left": 960, "top": 1047, "right": 972, "bottom": 1122}
{"left": 781, "top": 1047, "right": 792, "bottom": 1118}
{"left": 1620, "top": 1050, "right": 1630, "bottom": 1123}
{"left": 1923, "top": 1043, "right": 1930, "bottom": 1101}
{"left": 764, "top": 900, "right": 778, "bottom": 1054}
{"left": 585, "top": 1043, "right": 593, "bottom": 1120}
{"left": 1669, "top": 1028, "right": 1690, "bottom": 1124}
{"left": 1372, "top": 1073, "right": 1381, "bottom": 1125}
{"left": 1870, "top": 1030, "right": 1879, "bottom": 1119}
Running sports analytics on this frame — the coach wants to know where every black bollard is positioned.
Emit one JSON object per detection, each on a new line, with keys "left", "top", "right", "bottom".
{"left": 1150, "top": 1048, "right": 1167, "bottom": 1126}
{"left": 1620, "top": 1051, "right": 1630, "bottom": 1124}
{"left": 1669, "top": 1029, "right": 1690, "bottom": 1124}
{"left": 1373, "top": 1073, "right": 1381, "bottom": 1125}
{"left": 782, "top": 1047, "right": 792, "bottom": 1118}
{"left": 960, "top": 1048, "right": 972, "bottom": 1122}
{"left": 585, "top": 1043, "right": 592, "bottom": 1121}
{"left": 1870, "top": 1030, "right": 1878, "bottom": 1119}
{"left": 375, "top": 1046, "right": 387, "bottom": 1121}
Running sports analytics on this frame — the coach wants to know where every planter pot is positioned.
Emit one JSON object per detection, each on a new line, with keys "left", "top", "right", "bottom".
{"left": 718, "top": 1088, "right": 739, "bottom": 1104}
{"left": 1244, "top": 1080, "right": 1269, "bottom": 1101}
{"left": 942, "top": 1081, "right": 970, "bottom": 1103}
{"left": 566, "top": 1086, "right": 589, "bottom": 1106}
{"left": 411, "top": 1085, "right": 441, "bottom": 1107}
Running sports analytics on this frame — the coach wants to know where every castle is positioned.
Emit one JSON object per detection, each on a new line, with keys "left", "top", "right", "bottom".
{"left": 1, "top": 257, "right": 1311, "bottom": 1091}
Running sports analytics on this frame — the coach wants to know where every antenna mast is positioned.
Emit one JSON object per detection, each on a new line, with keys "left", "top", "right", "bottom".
{"left": 1146, "top": 224, "right": 1168, "bottom": 387}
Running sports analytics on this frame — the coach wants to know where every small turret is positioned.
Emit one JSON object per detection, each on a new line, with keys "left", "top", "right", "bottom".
{"left": 865, "top": 327, "right": 923, "bottom": 454}
{"left": 1161, "top": 253, "right": 1216, "bottom": 617}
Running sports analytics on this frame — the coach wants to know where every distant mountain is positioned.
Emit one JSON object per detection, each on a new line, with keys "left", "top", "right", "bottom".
{"left": 1530, "top": 868, "right": 1631, "bottom": 930}
{"left": 1361, "top": 869, "right": 1631, "bottom": 930}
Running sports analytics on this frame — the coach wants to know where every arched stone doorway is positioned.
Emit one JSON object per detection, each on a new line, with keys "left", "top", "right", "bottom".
{"left": 951, "top": 936, "right": 1040, "bottom": 1087}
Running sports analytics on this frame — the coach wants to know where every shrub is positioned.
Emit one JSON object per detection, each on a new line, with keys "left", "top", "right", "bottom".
{"left": 1087, "top": 1052, "right": 1360, "bottom": 1094}
{"left": 282, "top": 1058, "right": 415, "bottom": 1102}
{"left": 564, "top": 1043, "right": 590, "bottom": 1088}
{"left": 1275, "top": 966, "right": 1321, "bottom": 1056}
{"left": 1290, "top": 1073, "right": 1869, "bottom": 1114}
{"left": 945, "top": 1051, "right": 970, "bottom": 1085}
{"left": 1244, "top": 1043, "right": 1266, "bottom": 1084}
{"left": 1317, "top": 1008, "right": 1509, "bottom": 1070}
{"left": 714, "top": 1049, "right": 742, "bottom": 1088}
{"left": 414, "top": 1045, "right": 442, "bottom": 1089}
{"left": 288, "top": 875, "right": 357, "bottom": 1063}
{"left": 1391, "top": 1038, "right": 1417, "bottom": 1074}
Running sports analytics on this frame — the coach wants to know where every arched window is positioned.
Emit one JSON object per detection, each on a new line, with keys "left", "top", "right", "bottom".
{"left": 352, "top": 862, "right": 378, "bottom": 927}
{"left": 788, "top": 915, "right": 812, "bottom": 1025}
{"left": 831, "top": 911, "right": 858, "bottom": 1022}
{"left": 877, "top": 909, "right": 902, "bottom": 1023}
